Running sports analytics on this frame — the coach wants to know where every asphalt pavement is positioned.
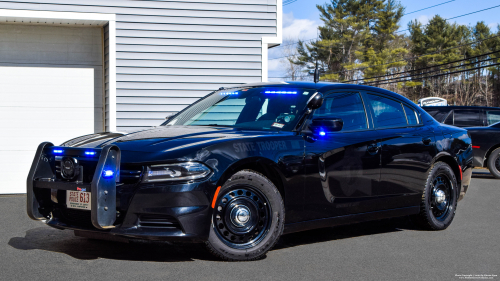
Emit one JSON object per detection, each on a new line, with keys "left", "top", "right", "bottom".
{"left": 1, "top": 170, "right": 498, "bottom": 281}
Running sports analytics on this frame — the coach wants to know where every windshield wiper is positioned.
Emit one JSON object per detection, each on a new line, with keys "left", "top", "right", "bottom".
{"left": 194, "top": 124, "right": 233, "bottom": 127}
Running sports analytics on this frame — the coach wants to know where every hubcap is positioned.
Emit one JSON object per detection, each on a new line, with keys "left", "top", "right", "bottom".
{"left": 430, "top": 174, "right": 454, "bottom": 221}
{"left": 230, "top": 205, "right": 251, "bottom": 226}
{"left": 434, "top": 189, "right": 446, "bottom": 204}
{"left": 213, "top": 186, "right": 271, "bottom": 249}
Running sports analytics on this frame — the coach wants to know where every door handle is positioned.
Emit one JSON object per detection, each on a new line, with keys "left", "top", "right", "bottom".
{"left": 422, "top": 138, "right": 432, "bottom": 145}
{"left": 367, "top": 144, "right": 380, "bottom": 154}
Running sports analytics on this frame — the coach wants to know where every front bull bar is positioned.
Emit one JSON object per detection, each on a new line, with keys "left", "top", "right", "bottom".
{"left": 27, "top": 142, "right": 121, "bottom": 230}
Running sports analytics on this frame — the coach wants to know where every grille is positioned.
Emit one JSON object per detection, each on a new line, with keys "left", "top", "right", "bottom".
{"left": 59, "top": 208, "right": 94, "bottom": 228}
{"left": 138, "top": 214, "right": 181, "bottom": 229}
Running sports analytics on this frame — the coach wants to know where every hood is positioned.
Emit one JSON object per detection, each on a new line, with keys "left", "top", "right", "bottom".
{"left": 61, "top": 126, "right": 293, "bottom": 163}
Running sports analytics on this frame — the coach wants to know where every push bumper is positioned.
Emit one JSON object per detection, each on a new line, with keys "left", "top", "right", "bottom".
{"left": 27, "top": 142, "right": 213, "bottom": 242}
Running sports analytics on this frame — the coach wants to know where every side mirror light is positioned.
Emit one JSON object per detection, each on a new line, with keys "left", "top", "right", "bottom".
{"left": 309, "top": 118, "right": 344, "bottom": 134}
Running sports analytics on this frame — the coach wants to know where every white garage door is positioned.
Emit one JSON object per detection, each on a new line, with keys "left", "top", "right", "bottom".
{"left": 0, "top": 67, "right": 95, "bottom": 194}
{"left": 0, "top": 24, "right": 103, "bottom": 194}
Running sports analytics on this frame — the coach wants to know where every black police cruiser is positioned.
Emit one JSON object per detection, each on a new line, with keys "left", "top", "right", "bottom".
{"left": 27, "top": 82, "right": 473, "bottom": 261}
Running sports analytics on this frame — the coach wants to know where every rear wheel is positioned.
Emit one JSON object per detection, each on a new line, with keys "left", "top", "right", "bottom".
{"left": 487, "top": 147, "right": 500, "bottom": 179}
{"left": 411, "top": 162, "right": 458, "bottom": 230}
{"left": 205, "top": 170, "right": 284, "bottom": 261}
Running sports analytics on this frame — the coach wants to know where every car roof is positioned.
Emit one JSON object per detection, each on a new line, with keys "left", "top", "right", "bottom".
{"left": 230, "top": 81, "right": 416, "bottom": 105}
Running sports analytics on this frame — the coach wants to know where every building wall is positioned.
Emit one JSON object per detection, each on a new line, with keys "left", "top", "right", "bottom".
{"left": 0, "top": 0, "right": 278, "bottom": 132}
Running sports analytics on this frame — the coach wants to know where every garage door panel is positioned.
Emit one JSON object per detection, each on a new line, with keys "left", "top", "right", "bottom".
{"left": 0, "top": 67, "right": 94, "bottom": 194}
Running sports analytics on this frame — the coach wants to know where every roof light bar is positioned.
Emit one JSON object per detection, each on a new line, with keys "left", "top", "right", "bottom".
{"left": 85, "top": 151, "right": 96, "bottom": 156}
{"left": 53, "top": 149, "right": 63, "bottom": 154}
{"left": 264, "top": 91, "right": 297, "bottom": 95}
{"left": 220, "top": 92, "right": 239, "bottom": 96}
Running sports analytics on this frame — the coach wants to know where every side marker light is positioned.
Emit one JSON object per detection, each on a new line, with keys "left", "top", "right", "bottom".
{"left": 211, "top": 186, "right": 222, "bottom": 208}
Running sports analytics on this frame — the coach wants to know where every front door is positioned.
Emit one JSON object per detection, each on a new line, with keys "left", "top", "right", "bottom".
{"left": 303, "top": 91, "right": 381, "bottom": 220}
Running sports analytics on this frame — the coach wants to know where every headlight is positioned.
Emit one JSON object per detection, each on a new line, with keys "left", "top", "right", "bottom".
{"left": 142, "top": 162, "right": 211, "bottom": 182}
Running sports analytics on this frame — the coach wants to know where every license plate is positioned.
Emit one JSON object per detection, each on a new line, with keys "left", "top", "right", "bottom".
{"left": 66, "top": 190, "right": 91, "bottom": 210}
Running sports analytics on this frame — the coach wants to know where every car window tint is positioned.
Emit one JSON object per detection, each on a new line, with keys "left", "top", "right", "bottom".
{"left": 453, "top": 110, "right": 481, "bottom": 127}
{"left": 314, "top": 93, "right": 367, "bottom": 131}
{"left": 403, "top": 105, "right": 420, "bottom": 125}
{"left": 486, "top": 110, "right": 500, "bottom": 125}
{"left": 366, "top": 94, "right": 407, "bottom": 128}
{"left": 424, "top": 109, "right": 449, "bottom": 122}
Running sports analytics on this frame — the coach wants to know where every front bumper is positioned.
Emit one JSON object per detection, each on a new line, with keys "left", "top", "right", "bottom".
{"left": 46, "top": 182, "right": 212, "bottom": 242}
{"left": 27, "top": 142, "right": 214, "bottom": 242}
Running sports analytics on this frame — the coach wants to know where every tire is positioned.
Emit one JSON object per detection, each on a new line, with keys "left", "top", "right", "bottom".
{"left": 411, "top": 162, "right": 458, "bottom": 230}
{"left": 205, "top": 169, "right": 284, "bottom": 261}
{"left": 486, "top": 147, "right": 500, "bottom": 179}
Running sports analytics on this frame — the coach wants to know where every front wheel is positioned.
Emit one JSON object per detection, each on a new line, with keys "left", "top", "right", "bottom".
{"left": 205, "top": 170, "right": 284, "bottom": 261}
{"left": 411, "top": 162, "right": 458, "bottom": 230}
{"left": 487, "top": 147, "right": 500, "bottom": 179}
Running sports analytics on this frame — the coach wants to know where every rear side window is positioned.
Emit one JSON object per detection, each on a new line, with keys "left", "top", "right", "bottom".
{"left": 425, "top": 109, "right": 450, "bottom": 122}
{"left": 486, "top": 110, "right": 500, "bottom": 125}
{"left": 366, "top": 94, "right": 407, "bottom": 128}
{"left": 403, "top": 105, "right": 420, "bottom": 125}
{"left": 314, "top": 92, "right": 368, "bottom": 131}
{"left": 453, "top": 110, "right": 482, "bottom": 127}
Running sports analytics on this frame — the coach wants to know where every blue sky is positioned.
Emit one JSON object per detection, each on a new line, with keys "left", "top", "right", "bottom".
{"left": 269, "top": 0, "right": 500, "bottom": 80}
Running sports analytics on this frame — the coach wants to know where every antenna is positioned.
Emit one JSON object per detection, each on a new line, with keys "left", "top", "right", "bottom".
{"left": 314, "top": 29, "right": 320, "bottom": 83}
{"left": 314, "top": 60, "right": 320, "bottom": 83}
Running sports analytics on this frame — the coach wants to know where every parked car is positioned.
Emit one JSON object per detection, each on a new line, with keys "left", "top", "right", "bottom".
{"left": 27, "top": 82, "right": 473, "bottom": 261}
{"left": 466, "top": 122, "right": 500, "bottom": 178}
{"left": 422, "top": 106, "right": 500, "bottom": 127}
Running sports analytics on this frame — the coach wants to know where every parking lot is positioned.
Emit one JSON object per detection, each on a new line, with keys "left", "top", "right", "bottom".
{"left": 1, "top": 170, "right": 498, "bottom": 281}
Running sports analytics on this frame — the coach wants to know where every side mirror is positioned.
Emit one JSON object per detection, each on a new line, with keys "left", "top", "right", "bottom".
{"left": 309, "top": 118, "right": 343, "bottom": 134}
{"left": 307, "top": 92, "right": 323, "bottom": 110}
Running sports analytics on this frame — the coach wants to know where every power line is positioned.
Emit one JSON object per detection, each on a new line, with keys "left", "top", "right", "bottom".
{"left": 404, "top": 0, "right": 456, "bottom": 16}
{"left": 345, "top": 56, "right": 500, "bottom": 84}
{"left": 362, "top": 62, "right": 500, "bottom": 86}
{"left": 343, "top": 50, "right": 500, "bottom": 83}
{"left": 283, "top": 0, "right": 298, "bottom": 6}
{"left": 396, "top": 4, "right": 500, "bottom": 33}
{"left": 330, "top": 33, "right": 500, "bottom": 76}
{"left": 272, "top": 49, "right": 500, "bottom": 80}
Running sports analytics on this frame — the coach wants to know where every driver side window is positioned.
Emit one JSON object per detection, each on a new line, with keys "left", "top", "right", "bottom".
{"left": 314, "top": 92, "right": 368, "bottom": 131}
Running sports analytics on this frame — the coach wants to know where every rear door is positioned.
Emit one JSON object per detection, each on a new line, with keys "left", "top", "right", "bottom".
{"left": 363, "top": 92, "right": 436, "bottom": 209}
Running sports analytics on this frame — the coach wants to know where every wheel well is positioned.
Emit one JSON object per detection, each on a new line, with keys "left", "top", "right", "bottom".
{"left": 434, "top": 155, "right": 461, "bottom": 184}
{"left": 484, "top": 144, "right": 500, "bottom": 167}
{"left": 218, "top": 160, "right": 285, "bottom": 201}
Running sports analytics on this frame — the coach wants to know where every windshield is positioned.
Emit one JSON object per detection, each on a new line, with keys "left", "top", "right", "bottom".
{"left": 164, "top": 86, "right": 316, "bottom": 131}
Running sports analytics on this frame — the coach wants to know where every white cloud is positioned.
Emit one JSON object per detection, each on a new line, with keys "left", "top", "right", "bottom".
{"left": 268, "top": 59, "right": 282, "bottom": 72}
{"left": 282, "top": 12, "right": 319, "bottom": 42}
{"left": 488, "top": 22, "right": 498, "bottom": 31}
{"left": 417, "top": 15, "right": 429, "bottom": 25}
{"left": 268, "top": 12, "right": 319, "bottom": 73}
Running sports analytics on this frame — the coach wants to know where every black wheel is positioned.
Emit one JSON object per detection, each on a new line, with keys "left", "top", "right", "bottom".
{"left": 487, "top": 147, "right": 500, "bottom": 179}
{"left": 411, "top": 162, "right": 458, "bottom": 230}
{"left": 205, "top": 170, "right": 284, "bottom": 261}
